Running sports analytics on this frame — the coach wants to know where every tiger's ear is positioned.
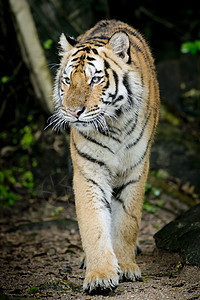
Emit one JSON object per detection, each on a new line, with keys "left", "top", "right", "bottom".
{"left": 59, "top": 33, "right": 78, "bottom": 55}
{"left": 108, "top": 31, "right": 130, "bottom": 62}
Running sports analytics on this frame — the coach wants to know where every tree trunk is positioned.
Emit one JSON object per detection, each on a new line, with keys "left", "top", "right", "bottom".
{"left": 9, "top": 0, "right": 54, "bottom": 114}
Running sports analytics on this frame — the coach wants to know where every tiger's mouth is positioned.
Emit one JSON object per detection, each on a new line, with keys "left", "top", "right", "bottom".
{"left": 46, "top": 108, "right": 110, "bottom": 133}
{"left": 70, "top": 111, "right": 109, "bottom": 132}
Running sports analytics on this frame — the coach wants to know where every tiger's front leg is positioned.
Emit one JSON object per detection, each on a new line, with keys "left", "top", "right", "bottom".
{"left": 73, "top": 163, "right": 120, "bottom": 294}
{"left": 112, "top": 161, "right": 149, "bottom": 282}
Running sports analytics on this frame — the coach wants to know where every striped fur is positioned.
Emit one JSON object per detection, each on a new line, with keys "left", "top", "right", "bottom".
{"left": 52, "top": 20, "right": 160, "bottom": 294}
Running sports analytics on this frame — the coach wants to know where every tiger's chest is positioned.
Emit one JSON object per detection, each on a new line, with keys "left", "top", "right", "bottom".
{"left": 72, "top": 116, "right": 148, "bottom": 176}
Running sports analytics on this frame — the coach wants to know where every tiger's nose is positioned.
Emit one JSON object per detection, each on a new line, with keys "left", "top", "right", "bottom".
{"left": 67, "top": 107, "right": 85, "bottom": 118}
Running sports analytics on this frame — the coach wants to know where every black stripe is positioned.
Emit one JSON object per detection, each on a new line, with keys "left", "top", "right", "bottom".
{"left": 127, "top": 45, "right": 131, "bottom": 64}
{"left": 123, "top": 73, "right": 132, "bottom": 95}
{"left": 114, "top": 108, "right": 123, "bottom": 117}
{"left": 125, "top": 112, "right": 138, "bottom": 135}
{"left": 102, "top": 60, "right": 110, "bottom": 90}
{"left": 102, "top": 52, "right": 122, "bottom": 69}
{"left": 87, "top": 56, "right": 96, "bottom": 61}
{"left": 92, "top": 48, "right": 98, "bottom": 55}
{"left": 106, "top": 70, "right": 119, "bottom": 102}
{"left": 104, "top": 59, "right": 110, "bottom": 69}
{"left": 108, "top": 126, "right": 121, "bottom": 136}
{"left": 132, "top": 43, "right": 143, "bottom": 54}
{"left": 127, "top": 28, "right": 147, "bottom": 56}
{"left": 85, "top": 36, "right": 108, "bottom": 43}
{"left": 71, "top": 57, "right": 79, "bottom": 62}
{"left": 87, "top": 62, "right": 96, "bottom": 68}
{"left": 127, "top": 113, "right": 157, "bottom": 171}
{"left": 79, "top": 131, "right": 114, "bottom": 154}
{"left": 113, "top": 184, "right": 140, "bottom": 226}
{"left": 113, "top": 176, "right": 141, "bottom": 201}
{"left": 71, "top": 47, "right": 91, "bottom": 56}
{"left": 113, "top": 70, "right": 119, "bottom": 100}
{"left": 97, "top": 128, "right": 122, "bottom": 143}
{"left": 75, "top": 46, "right": 91, "bottom": 53}
{"left": 76, "top": 165, "right": 111, "bottom": 213}
{"left": 129, "top": 140, "right": 149, "bottom": 170}
{"left": 127, "top": 29, "right": 144, "bottom": 44}
{"left": 72, "top": 137, "right": 112, "bottom": 175}
{"left": 95, "top": 69, "right": 103, "bottom": 74}
{"left": 127, "top": 95, "right": 134, "bottom": 107}
{"left": 113, "top": 95, "right": 123, "bottom": 105}
{"left": 71, "top": 49, "right": 82, "bottom": 57}
{"left": 126, "top": 111, "right": 152, "bottom": 149}
{"left": 101, "top": 98, "right": 111, "bottom": 104}
{"left": 87, "top": 178, "right": 111, "bottom": 213}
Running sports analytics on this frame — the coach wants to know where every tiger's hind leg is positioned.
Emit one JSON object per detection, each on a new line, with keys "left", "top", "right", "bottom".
{"left": 112, "top": 168, "right": 148, "bottom": 282}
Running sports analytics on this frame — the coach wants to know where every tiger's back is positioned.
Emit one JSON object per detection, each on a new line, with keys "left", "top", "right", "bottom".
{"left": 52, "top": 19, "right": 160, "bottom": 294}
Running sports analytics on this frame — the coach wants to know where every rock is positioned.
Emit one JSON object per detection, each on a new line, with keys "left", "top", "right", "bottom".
{"left": 154, "top": 204, "right": 200, "bottom": 266}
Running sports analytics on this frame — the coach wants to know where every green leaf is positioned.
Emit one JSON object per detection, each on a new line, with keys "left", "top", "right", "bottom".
{"left": 43, "top": 39, "right": 53, "bottom": 50}
{"left": 155, "top": 199, "right": 165, "bottom": 207}
{"left": 151, "top": 188, "right": 161, "bottom": 197}
{"left": 21, "top": 171, "right": 34, "bottom": 188}
{"left": 27, "top": 287, "right": 39, "bottom": 294}
{"left": 20, "top": 126, "right": 34, "bottom": 150}
{"left": 145, "top": 182, "right": 152, "bottom": 192}
{"left": 0, "top": 184, "right": 20, "bottom": 206}
{"left": 143, "top": 202, "right": 157, "bottom": 213}
{"left": 181, "top": 40, "right": 200, "bottom": 55}
{"left": 1, "top": 76, "right": 9, "bottom": 83}
{"left": 51, "top": 206, "right": 64, "bottom": 217}
{"left": 0, "top": 171, "right": 5, "bottom": 183}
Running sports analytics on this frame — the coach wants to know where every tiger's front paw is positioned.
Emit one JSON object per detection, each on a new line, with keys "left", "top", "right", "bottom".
{"left": 120, "top": 262, "right": 141, "bottom": 282}
{"left": 83, "top": 268, "right": 120, "bottom": 294}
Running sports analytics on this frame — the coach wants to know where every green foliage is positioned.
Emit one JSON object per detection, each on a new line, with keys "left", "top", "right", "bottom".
{"left": 20, "top": 125, "right": 34, "bottom": 150}
{"left": 161, "top": 105, "right": 180, "bottom": 126}
{"left": 0, "top": 115, "right": 38, "bottom": 206}
{"left": 0, "top": 170, "right": 20, "bottom": 206}
{"left": 43, "top": 39, "right": 53, "bottom": 50}
{"left": 1, "top": 76, "right": 9, "bottom": 84}
{"left": 143, "top": 182, "right": 163, "bottom": 214}
{"left": 21, "top": 171, "right": 34, "bottom": 189}
{"left": 0, "top": 167, "right": 35, "bottom": 206}
{"left": 27, "top": 286, "right": 39, "bottom": 294}
{"left": 181, "top": 40, "right": 200, "bottom": 55}
{"left": 51, "top": 206, "right": 64, "bottom": 217}
{"left": 143, "top": 198, "right": 157, "bottom": 213}
{"left": 4, "top": 115, "right": 36, "bottom": 150}
{"left": 152, "top": 169, "right": 168, "bottom": 179}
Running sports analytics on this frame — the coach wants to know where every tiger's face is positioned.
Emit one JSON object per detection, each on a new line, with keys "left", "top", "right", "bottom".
{"left": 59, "top": 50, "right": 108, "bottom": 130}
{"left": 53, "top": 32, "right": 133, "bottom": 132}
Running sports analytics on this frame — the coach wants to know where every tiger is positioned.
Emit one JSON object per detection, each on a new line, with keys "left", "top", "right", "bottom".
{"left": 50, "top": 19, "right": 160, "bottom": 294}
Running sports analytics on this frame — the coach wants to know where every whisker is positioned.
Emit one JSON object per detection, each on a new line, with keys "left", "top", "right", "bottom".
{"left": 48, "top": 63, "right": 60, "bottom": 70}
{"left": 44, "top": 122, "right": 53, "bottom": 130}
{"left": 95, "top": 113, "right": 109, "bottom": 134}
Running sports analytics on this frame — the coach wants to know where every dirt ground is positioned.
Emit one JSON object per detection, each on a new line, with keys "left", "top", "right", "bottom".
{"left": 0, "top": 190, "right": 200, "bottom": 300}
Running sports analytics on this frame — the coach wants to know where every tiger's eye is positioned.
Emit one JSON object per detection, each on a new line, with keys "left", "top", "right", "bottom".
{"left": 62, "top": 77, "right": 70, "bottom": 85}
{"left": 91, "top": 76, "right": 101, "bottom": 84}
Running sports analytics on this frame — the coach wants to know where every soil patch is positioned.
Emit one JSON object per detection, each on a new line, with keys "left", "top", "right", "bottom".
{"left": 0, "top": 194, "right": 199, "bottom": 299}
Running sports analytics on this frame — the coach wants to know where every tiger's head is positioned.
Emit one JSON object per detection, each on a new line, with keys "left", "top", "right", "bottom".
{"left": 52, "top": 31, "right": 136, "bottom": 133}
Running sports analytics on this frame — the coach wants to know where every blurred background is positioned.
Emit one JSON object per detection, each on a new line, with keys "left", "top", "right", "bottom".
{"left": 0, "top": 0, "right": 200, "bottom": 207}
